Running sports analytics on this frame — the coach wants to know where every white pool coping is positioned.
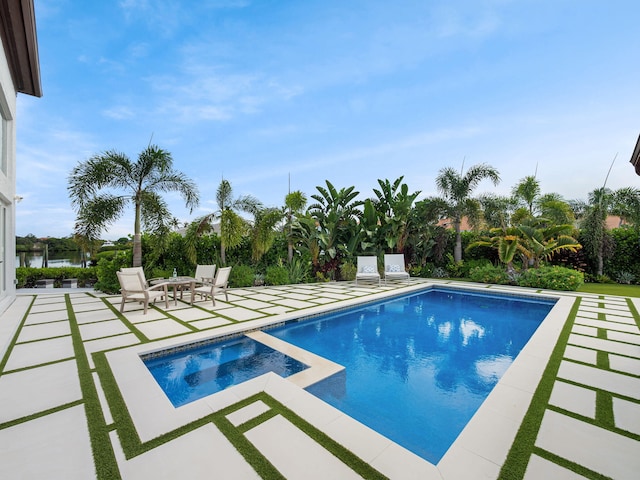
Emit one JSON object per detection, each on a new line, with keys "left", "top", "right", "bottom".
{"left": 105, "top": 281, "right": 576, "bottom": 479}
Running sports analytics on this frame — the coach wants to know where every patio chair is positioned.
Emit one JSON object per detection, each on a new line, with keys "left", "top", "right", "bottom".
{"left": 193, "top": 266, "right": 232, "bottom": 306}
{"left": 355, "top": 256, "right": 380, "bottom": 286}
{"left": 116, "top": 270, "right": 168, "bottom": 314}
{"left": 384, "top": 254, "right": 410, "bottom": 284}
{"left": 120, "top": 266, "right": 163, "bottom": 288}
{"left": 194, "top": 264, "right": 216, "bottom": 286}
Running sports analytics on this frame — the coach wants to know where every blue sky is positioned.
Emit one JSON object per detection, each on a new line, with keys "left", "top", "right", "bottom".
{"left": 16, "top": 0, "right": 640, "bottom": 238}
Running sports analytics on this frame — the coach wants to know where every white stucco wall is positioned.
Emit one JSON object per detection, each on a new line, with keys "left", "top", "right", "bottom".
{"left": 0, "top": 33, "right": 19, "bottom": 315}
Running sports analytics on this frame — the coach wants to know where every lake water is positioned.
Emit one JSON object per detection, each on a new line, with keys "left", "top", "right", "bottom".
{"left": 16, "top": 251, "right": 88, "bottom": 268}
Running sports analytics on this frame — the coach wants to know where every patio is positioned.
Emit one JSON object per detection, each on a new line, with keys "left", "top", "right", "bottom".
{"left": 0, "top": 280, "right": 638, "bottom": 479}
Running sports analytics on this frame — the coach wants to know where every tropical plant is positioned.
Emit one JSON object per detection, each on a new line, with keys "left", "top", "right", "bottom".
{"left": 372, "top": 176, "right": 421, "bottom": 253}
{"left": 68, "top": 145, "right": 199, "bottom": 267}
{"left": 186, "top": 179, "right": 261, "bottom": 265}
{"left": 432, "top": 163, "right": 501, "bottom": 262}
{"left": 307, "top": 180, "right": 363, "bottom": 276}
{"left": 515, "top": 220, "right": 582, "bottom": 268}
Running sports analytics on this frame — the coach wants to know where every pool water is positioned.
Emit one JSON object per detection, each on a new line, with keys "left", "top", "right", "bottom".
{"left": 268, "top": 288, "right": 555, "bottom": 463}
{"left": 144, "top": 336, "right": 309, "bottom": 407}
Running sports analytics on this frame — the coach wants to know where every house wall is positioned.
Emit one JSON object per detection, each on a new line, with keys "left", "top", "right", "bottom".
{"left": 0, "top": 33, "right": 18, "bottom": 314}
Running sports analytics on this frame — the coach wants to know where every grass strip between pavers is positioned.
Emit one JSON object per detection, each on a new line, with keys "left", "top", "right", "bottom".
{"left": 65, "top": 295, "right": 122, "bottom": 480}
{"left": 95, "top": 348, "right": 388, "bottom": 479}
{"left": 497, "top": 296, "right": 581, "bottom": 480}
{"left": 0, "top": 295, "right": 35, "bottom": 374}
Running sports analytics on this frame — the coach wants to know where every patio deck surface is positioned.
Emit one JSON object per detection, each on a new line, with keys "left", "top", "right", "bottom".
{"left": 0, "top": 279, "right": 638, "bottom": 479}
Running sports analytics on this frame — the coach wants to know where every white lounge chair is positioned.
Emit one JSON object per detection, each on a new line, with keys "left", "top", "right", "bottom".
{"left": 120, "top": 266, "right": 163, "bottom": 288}
{"left": 193, "top": 266, "right": 231, "bottom": 305}
{"left": 384, "top": 254, "right": 410, "bottom": 284}
{"left": 117, "top": 270, "right": 168, "bottom": 314}
{"left": 355, "top": 256, "right": 380, "bottom": 286}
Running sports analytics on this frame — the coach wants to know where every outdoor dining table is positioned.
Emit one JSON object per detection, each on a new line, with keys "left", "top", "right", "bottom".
{"left": 151, "top": 276, "right": 197, "bottom": 305}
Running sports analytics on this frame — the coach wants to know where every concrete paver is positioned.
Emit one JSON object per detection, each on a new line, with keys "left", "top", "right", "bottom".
{"left": 1, "top": 283, "right": 639, "bottom": 480}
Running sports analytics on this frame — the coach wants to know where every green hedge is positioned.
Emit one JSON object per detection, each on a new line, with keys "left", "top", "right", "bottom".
{"left": 469, "top": 264, "right": 510, "bottom": 285}
{"left": 518, "top": 266, "right": 584, "bottom": 291}
{"left": 16, "top": 266, "right": 98, "bottom": 288}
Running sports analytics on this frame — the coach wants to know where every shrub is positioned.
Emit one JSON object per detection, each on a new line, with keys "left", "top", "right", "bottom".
{"left": 469, "top": 264, "right": 510, "bottom": 285}
{"left": 94, "top": 251, "right": 132, "bottom": 294}
{"left": 287, "top": 256, "right": 310, "bottom": 284}
{"left": 517, "top": 266, "right": 583, "bottom": 291}
{"left": 615, "top": 271, "right": 635, "bottom": 285}
{"left": 16, "top": 266, "right": 98, "bottom": 288}
{"left": 265, "top": 265, "right": 290, "bottom": 286}
{"left": 340, "top": 261, "right": 357, "bottom": 282}
{"left": 229, "top": 265, "right": 255, "bottom": 288}
{"left": 431, "top": 267, "right": 448, "bottom": 278}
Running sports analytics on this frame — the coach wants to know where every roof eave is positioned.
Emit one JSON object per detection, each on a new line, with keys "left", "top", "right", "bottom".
{"left": 0, "top": 0, "right": 42, "bottom": 97}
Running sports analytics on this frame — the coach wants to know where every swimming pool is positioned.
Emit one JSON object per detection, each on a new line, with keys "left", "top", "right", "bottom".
{"left": 144, "top": 336, "right": 309, "bottom": 407}
{"left": 144, "top": 287, "right": 555, "bottom": 463}
{"left": 267, "top": 288, "right": 555, "bottom": 463}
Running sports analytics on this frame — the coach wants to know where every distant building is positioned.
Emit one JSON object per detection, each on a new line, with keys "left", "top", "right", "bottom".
{"left": 0, "top": 0, "right": 42, "bottom": 314}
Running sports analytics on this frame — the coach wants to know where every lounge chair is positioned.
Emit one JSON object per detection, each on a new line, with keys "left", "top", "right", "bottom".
{"left": 193, "top": 266, "right": 232, "bottom": 305}
{"left": 384, "top": 254, "right": 410, "bottom": 284}
{"left": 355, "top": 256, "right": 380, "bottom": 286}
{"left": 117, "top": 270, "right": 168, "bottom": 314}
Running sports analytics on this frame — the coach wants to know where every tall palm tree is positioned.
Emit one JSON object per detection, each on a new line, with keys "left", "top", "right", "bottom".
{"left": 187, "top": 179, "right": 261, "bottom": 265}
{"left": 434, "top": 163, "right": 501, "bottom": 263}
{"left": 68, "top": 145, "right": 199, "bottom": 267}
{"left": 284, "top": 190, "right": 307, "bottom": 263}
{"left": 512, "top": 175, "right": 541, "bottom": 215}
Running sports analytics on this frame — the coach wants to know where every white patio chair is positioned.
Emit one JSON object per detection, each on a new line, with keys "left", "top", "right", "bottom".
{"left": 117, "top": 270, "right": 168, "bottom": 314}
{"left": 193, "top": 266, "right": 232, "bottom": 306}
{"left": 355, "top": 256, "right": 380, "bottom": 286}
{"left": 384, "top": 254, "right": 410, "bottom": 284}
{"left": 120, "top": 266, "right": 164, "bottom": 288}
{"left": 194, "top": 264, "right": 216, "bottom": 286}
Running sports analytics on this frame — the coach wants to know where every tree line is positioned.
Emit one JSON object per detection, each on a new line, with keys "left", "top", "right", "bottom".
{"left": 66, "top": 145, "right": 640, "bottom": 286}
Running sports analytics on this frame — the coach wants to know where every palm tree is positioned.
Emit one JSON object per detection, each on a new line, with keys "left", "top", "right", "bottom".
{"left": 187, "top": 179, "right": 261, "bottom": 265}
{"left": 68, "top": 145, "right": 199, "bottom": 267}
{"left": 512, "top": 175, "right": 541, "bottom": 215}
{"left": 284, "top": 190, "right": 307, "bottom": 263}
{"left": 250, "top": 207, "right": 283, "bottom": 262}
{"left": 433, "top": 163, "right": 501, "bottom": 263}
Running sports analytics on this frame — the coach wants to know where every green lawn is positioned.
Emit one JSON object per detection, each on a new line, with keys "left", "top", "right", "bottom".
{"left": 577, "top": 283, "right": 640, "bottom": 297}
